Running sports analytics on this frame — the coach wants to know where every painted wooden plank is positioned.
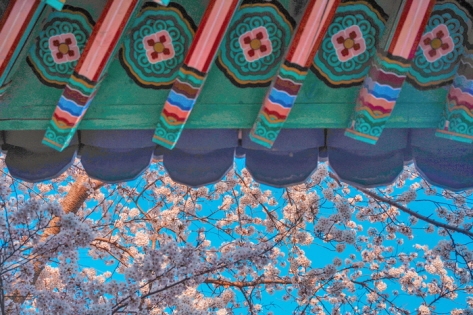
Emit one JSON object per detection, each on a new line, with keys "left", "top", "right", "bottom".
{"left": 249, "top": 0, "right": 340, "bottom": 148}
{"left": 41, "top": 0, "right": 66, "bottom": 11}
{"left": 0, "top": 0, "right": 45, "bottom": 97}
{"left": 345, "top": 0, "right": 436, "bottom": 144}
{"left": 153, "top": 0, "right": 242, "bottom": 149}
{"left": 436, "top": 50, "right": 473, "bottom": 143}
{"left": 42, "top": 0, "right": 143, "bottom": 151}
{"left": 0, "top": 100, "right": 447, "bottom": 130}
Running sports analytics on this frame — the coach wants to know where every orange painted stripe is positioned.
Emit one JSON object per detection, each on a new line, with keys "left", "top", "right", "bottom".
{"left": 346, "top": 128, "right": 379, "bottom": 141}
{"left": 53, "top": 108, "right": 80, "bottom": 125}
{"left": 436, "top": 130, "right": 473, "bottom": 139}
{"left": 358, "top": 87, "right": 396, "bottom": 110}
{"left": 261, "top": 99, "right": 292, "bottom": 117}
{"left": 449, "top": 87, "right": 473, "bottom": 105}
{"left": 162, "top": 102, "right": 190, "bottom": 119}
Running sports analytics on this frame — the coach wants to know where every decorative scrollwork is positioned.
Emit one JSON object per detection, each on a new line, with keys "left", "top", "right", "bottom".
{"left": 311, "top": 1, "right": 386, "bottom": 88}
{"left": 216, "top": 0, "right": 294, "bottom": 88}
{"left": 407, "top": 0, "right": 471, "bottom": 89}
{"left": 120, "top": 3, "right": 196, "bottom": 89}
{"left": 27, "top": 5, "right": 94, "bottom": 88}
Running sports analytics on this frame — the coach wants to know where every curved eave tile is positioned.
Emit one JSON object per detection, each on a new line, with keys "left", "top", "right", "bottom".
{"left": 243, "top": 129, "right": 323, "bottom": 187}
{"left": 80, "top": 145, "right": 155, "bottom": 183}
{"left": 327, "top": 128, "right": 408, "bottom": 188}
{"left": 329, "top": 148, "right": 405, "bottom": 188}
{"left": 6, "top": 146, "right": 77, "bottom": 182}
{"left": 4, "top": 130, "right": 78, "bottom": 182}
{"left": 412, "top": 129, "right": 473, "bottom": 191}
{"left": 80, "top": 130, "right": 157, "bottom": 149}
{"left": 245, "top": 148, "right": 319, "bottom": 187}
{"left": 163, "top": 147, "right": 235, "bottom": 187}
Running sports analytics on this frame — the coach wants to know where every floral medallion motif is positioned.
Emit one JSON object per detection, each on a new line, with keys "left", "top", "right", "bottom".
{"left": 143, "top": 30, "right": 175, "bottom": 64}
{"left": 120, "top": 3, "right": 195, "bottom": 89}
{"left": 331, "top": 25, "right": 366, "bottom": 62}
{"left": 407, "top": 0, "right": 471, "bottom": 90}
{"left": 217, "top": 0, "right": 294, "bottom": 88}
{"left": 311, "top": 1, "right": 387, "bottom": 87}
{"left": 49, "top": 33, "right": 80, "bottom": 64}
{"left": 419, "top": 24, "right": 454, "bottom": 62}
{"left": 27, "top": 6, "right": 94, "bottom": 88}
{"left": 239, "top": 26, "right": 273, "bottom": 62}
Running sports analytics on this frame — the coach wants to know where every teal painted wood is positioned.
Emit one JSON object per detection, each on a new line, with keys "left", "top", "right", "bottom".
{"left": 41, "top": 0, "right": 146, "bottom": 152}
{"left": 0, "top": 0, "right": 455, "bottom": 130}
{"left": 27, "top": 5, "right": 95, "bottom": 88}
{"left": 0, "top": 83, "right": 447, "bottom": 129}
{"left": 436, "top": 50, "right": 473, "bottom": 143}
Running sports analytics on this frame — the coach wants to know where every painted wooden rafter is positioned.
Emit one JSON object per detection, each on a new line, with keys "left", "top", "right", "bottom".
{"left": 0, "top": 0, "right": 68, "bottom": 97}
{"left": 249, "top": 0, "right": 340, "bottom": 148}
{"left": 42, "top": 0, "right": 143, "bottom": 151}
{"left": 152, "top": 0, "right": 242, "bottom": 149}
{"left": 436, "top": 49, "right": 473, "bottom": 143}
{"left": 0, "top": 0, "right": 47, "bottom": 97}
{"left": 345, "top": 0, "right": 436, "bottom": 144}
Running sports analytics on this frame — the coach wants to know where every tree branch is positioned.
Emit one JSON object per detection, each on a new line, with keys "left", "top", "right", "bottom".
{"left": 92, "top": 237, "right": 135, "bottom": 259}
{"left": 357, "top": 187, "right": 473, "bottom": 238}
{"left": 13, "top": 175, "right": 104, "bottom": 305}
{"left": 204, "top": 278, "right": 291, "bottom": 288}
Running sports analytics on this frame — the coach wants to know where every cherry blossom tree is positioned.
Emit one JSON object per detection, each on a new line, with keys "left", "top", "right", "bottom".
{"left": 0, "top": 156, "right": 472, "bottom": 315}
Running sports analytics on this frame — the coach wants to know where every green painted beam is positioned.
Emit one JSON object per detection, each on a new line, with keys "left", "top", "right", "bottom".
{"left": 0, "top": 100, "right": 445, "bottom": 130}
{"left": 0, "top": 0, "right": 448, "bottom": 130}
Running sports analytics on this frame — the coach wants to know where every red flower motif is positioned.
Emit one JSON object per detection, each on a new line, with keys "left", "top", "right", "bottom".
{"left": 143, "top": 30, "right": 175, "bottom": 64}
{"left": 331, "top": 25, "right": 366, "bottom": 62}
{"left": 48, "top": 33, "right": 80, "bottom": 64}
{"left": 239, "top": 26, "right": 273, "bottom": 62}
{"left": 419, "top": 24, "right": 454, "bottom": 62}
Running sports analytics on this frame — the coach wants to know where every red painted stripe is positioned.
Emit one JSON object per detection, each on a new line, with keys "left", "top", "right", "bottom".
{"left": 0, "top": 0, "right": 41, "bottom": 74}
{"left": 285, "top": 0, "right": 339, "bottom": 64}
{"left": 357, "top": 100, "right": 394, "bottom": 115}
{"left": 91, "top": 0, "right": 139, "bottom": 81}
{"left": 407, "top": 0, "right": 435, "bottom": 60}
{"left": 163, "top": 108, "right": 187, "bottom": 122}
{"left": 0, "top": 0, "right": 16, "bottom": 31}
{"left": 370, "top": 66, "right": 405, "bottom": 87}
{"left": 184, "top": 0, "right": 217, "bottom": 65}
{"left": 285, "top": 0, "right": 318, "bottom": 61}
{"left": 75, "top": 0, "right": 114, "bottom": 74}
{"left": 53, "top": 112, "right": 77, "bottom": 127}
{"left": 75, "top": 0, "right": 139, "bottom": 80}
{"left": 388, "top": 0, "right": 414, "bottom": 54}
{"left": 304, "top": 0, "right": 339, "bottom": 68}
{"left": 273, "top": 76, "right": 302, "bottom": 95}
{"left": 263, "top": 107, "right": 288, "bottom": 120}
{"left": 201, "top": 0, "right": 240, "bottom": 73}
